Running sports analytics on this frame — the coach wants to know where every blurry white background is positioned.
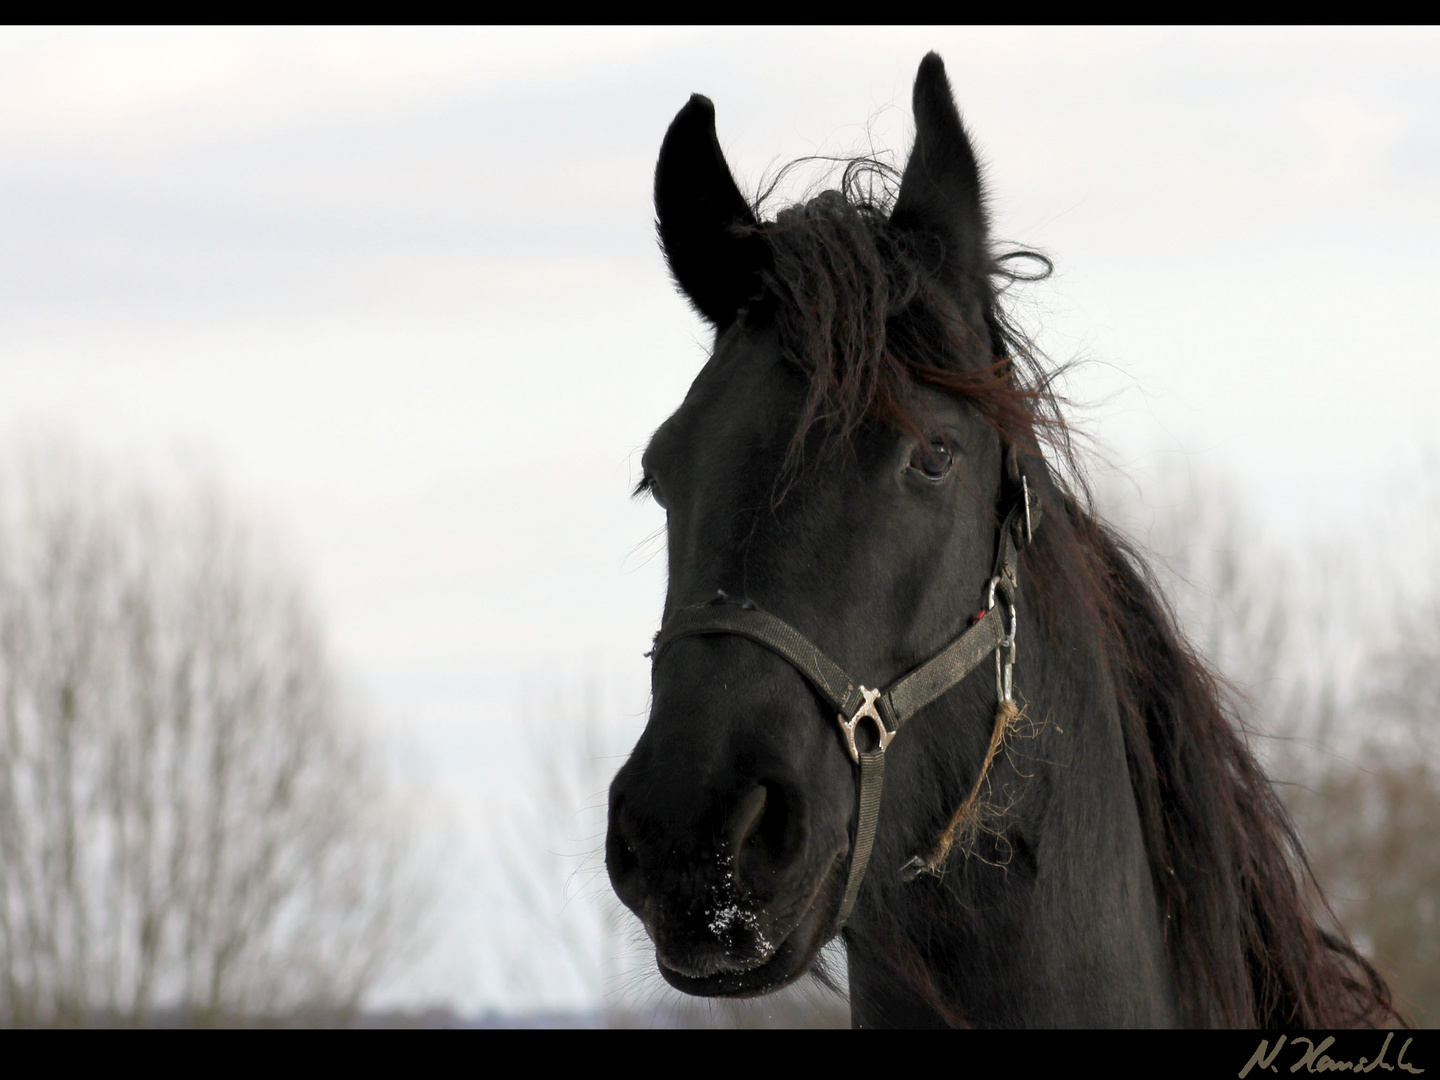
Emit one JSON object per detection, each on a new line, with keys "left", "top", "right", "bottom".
{"left": 1, "top": 26, "right": 1437, "bottom": 1018}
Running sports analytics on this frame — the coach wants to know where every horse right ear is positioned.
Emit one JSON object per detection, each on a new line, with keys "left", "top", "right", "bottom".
{"left": 890, "top": 54, "right": 992, "bottom": 301}
{"left": 655, "top": 95, "right": 769, "bottom": 329}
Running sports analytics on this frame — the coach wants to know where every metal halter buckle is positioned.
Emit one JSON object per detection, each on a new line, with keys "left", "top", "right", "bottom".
{"left": 837, "top": 686, "right": 894, "bottom": 764}
{"left": 994, "top": 602, "right": 1018, "bottom": 704}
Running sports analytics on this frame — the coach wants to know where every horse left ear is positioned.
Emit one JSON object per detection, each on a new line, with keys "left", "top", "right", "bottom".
{"left": 890, "top": 53, "right": 992, "bottom": 296}
{"left": 654, "top": 94, "right": 770, "bottom": 329}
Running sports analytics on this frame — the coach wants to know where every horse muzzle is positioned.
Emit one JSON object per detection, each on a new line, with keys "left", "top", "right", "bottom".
{"left": 607, "top": 767, "right": 849, "bottom": 996}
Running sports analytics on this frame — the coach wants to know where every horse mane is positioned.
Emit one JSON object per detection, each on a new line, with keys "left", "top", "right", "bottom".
{"left": 743, "top": 161, "right": 1399, "bottom": 1027}
{"left": 1089, "top": 511, "right": 1397, "bottom": 1026}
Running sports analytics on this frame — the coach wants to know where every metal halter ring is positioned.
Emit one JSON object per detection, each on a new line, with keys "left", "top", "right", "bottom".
{"left": 836, "top": 686, "right": 894, "bottom": 764}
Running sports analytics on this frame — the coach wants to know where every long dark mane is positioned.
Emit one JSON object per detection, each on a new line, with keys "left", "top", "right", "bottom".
{"left": 744, "top": 162, "right": 1397, "bottom": 1028}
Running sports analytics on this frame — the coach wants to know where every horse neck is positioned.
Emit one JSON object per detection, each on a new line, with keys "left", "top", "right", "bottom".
{"left": 845, "top": 589, "right": 1178, "bottom": 1028}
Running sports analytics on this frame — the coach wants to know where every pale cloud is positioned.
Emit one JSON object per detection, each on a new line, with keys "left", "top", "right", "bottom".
{"left": 0, "top": 27, "right": 685, "bottom": 145}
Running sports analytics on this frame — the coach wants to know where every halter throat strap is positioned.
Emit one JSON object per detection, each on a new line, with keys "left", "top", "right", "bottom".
{"left": 649, "top": 478, "right": 1039, "bottom": 934}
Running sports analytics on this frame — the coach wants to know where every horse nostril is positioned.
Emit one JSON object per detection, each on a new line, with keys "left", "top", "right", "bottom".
{"left": 728, "top": 784, "right": 768, "bottom": 852}
{"left": 729, "top": 781, "right": 803, "bottom": 885}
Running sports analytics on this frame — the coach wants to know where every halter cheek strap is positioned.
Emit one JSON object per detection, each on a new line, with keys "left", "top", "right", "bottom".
{"left": 649, "top": 475, "right": 1040, "bottom": 935}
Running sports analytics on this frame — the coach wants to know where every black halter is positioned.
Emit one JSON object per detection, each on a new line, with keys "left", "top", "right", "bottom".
{"left": 649, "top": 461, "right": 1041, "bottom": 935}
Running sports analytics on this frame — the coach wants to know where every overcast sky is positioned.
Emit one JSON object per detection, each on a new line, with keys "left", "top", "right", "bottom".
{"left": 2, "top": 26, "right": 1438, "bottom": 1010}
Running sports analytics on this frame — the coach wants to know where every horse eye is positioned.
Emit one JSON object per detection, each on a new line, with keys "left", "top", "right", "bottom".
{"left": 635, "top": 471, "right": 667, "bottom": 509}
{"left": 910, "top": 439, "right": 953, "bottom": 481}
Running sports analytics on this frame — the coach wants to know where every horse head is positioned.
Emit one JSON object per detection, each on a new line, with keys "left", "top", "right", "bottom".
{"left": 607, "top": 53, "right": 1043, "bottom": 1003}
{"left": 605, "top": 53, "right": 1395, "bottom": 1029}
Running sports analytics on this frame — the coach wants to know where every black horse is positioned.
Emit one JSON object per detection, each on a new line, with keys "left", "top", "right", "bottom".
{"left": 606, "top": 53, "right": 1394, "bottom": 1028}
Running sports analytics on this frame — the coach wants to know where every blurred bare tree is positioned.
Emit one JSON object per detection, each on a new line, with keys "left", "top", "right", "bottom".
{"left": 1095, "top": 465, "right": 1296, "bottom": 733}
{"left": 0, "top": 445, "right": 427, "bottom": 1026}
{"left": 494, "top": 685, "right": 627, "bottom": 1012}
{"left": 1295, "top": 598, "right": 1440, "bottom": 1026}
{"left": 1099, "top": 458, "right": 1440, "bottom": 1026}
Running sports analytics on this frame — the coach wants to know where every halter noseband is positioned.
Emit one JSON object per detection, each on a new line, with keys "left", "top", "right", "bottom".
{"left": 648, "top": 463, "right": 1041, "bottom": 936}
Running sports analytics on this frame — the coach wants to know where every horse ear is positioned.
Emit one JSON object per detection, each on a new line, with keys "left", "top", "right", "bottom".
{"left": 890, "top": 53, "right": 991, "bottom": 293}
{"left": 655, "top": 94, "right": 769, "bottom": 328}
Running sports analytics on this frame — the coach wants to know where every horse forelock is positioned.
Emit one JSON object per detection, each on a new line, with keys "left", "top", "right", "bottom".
{"left": 741, "top": 163, "right": 1053, "bottom": 480}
